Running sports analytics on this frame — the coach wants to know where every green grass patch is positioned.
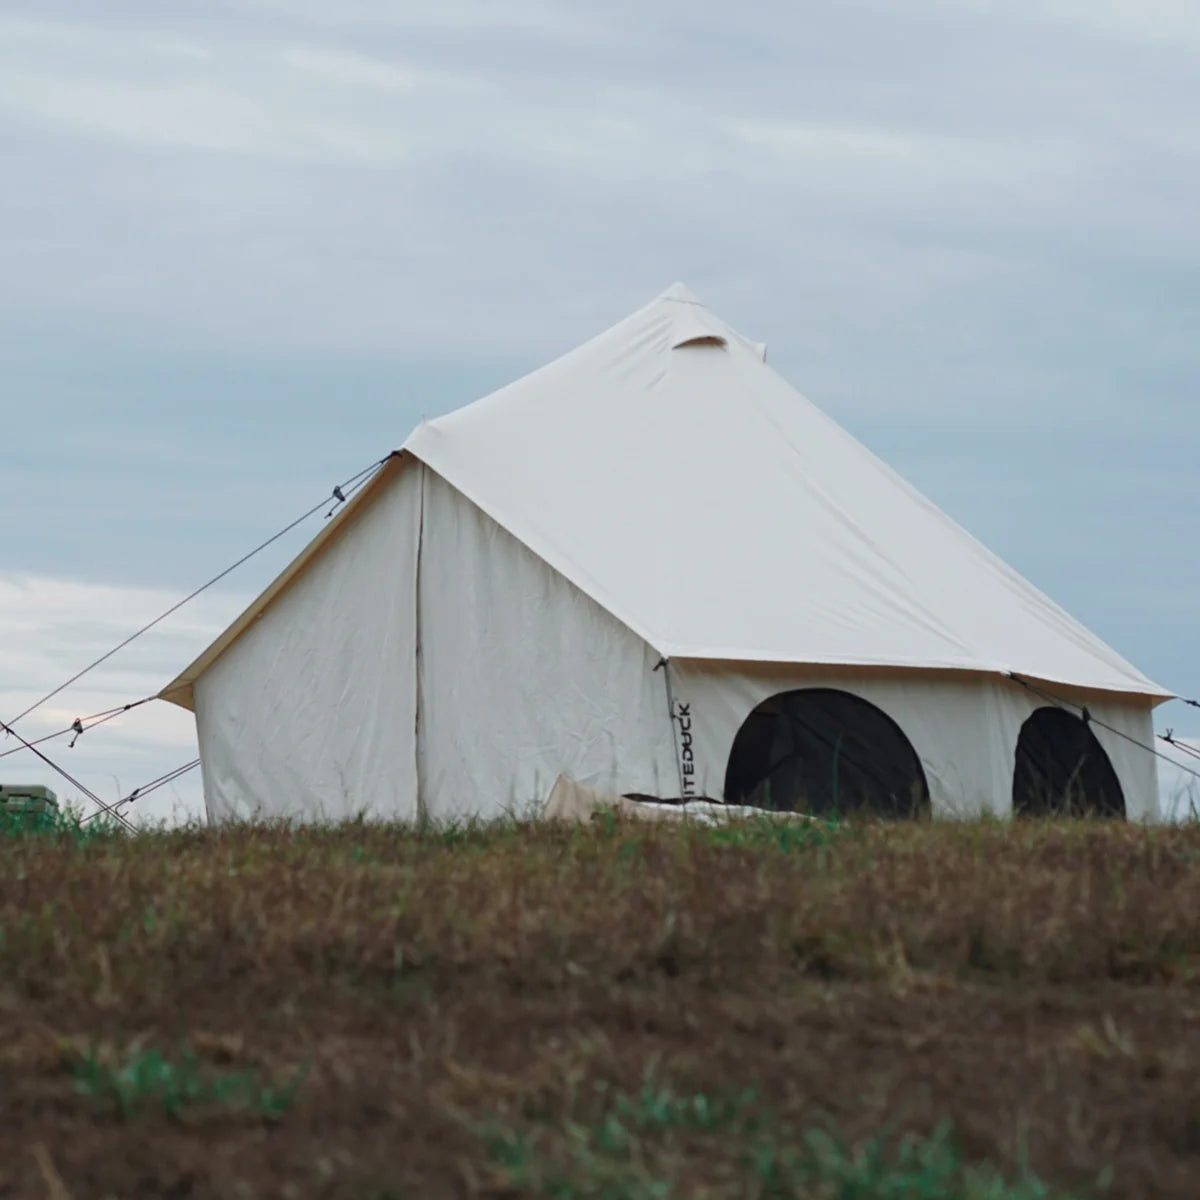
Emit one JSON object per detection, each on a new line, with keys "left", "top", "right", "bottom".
{"left": 699, "top": 812, "right": 845, "bottom": 853}
{"left": 70, "top": 1042, "right": 305, "bottom": 1121}
{"left": 0, "top": 801, "right": 125, "bottom": 845}
{"left": 478, "top": 1078, "right": 1094, "bottom": 1199}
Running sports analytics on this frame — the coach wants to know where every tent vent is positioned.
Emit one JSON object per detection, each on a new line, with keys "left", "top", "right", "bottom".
{"left": 671, "top": 333, "right": 728, "bottom": 350}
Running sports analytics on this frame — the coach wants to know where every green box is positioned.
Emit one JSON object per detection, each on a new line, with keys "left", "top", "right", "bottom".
{"left": 0, "top": 784, "right": 59, "bottom": 814}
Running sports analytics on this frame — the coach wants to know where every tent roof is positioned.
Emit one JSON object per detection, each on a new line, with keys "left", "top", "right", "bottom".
{"left": 162, "top": 283, "right": 1170, "bottom": 708}
{"left": 402, "top": 283, "right": 1168, "bottom": 700}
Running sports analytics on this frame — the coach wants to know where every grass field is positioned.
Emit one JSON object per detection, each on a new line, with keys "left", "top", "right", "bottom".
{"left": 1, "top": 810, "right": 1199, "bottom": 1198}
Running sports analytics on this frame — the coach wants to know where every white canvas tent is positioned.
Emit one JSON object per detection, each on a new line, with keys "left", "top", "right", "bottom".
{"left": 161, "top": 284, "right": 1172, "bottom": 823}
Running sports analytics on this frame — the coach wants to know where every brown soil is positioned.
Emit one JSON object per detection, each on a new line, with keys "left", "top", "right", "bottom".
{"left": 1, "top": 818, "right": 1198, "bottom": 1198}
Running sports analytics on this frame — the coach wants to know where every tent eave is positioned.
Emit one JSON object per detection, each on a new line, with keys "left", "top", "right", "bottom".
{"left": 658, "top": 646, "right": 1174, "bottom": 706}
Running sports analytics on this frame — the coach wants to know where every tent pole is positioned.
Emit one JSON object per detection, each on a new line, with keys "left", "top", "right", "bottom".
{"left": 655, "top": 657, "right": 687, "bottom": 797}
{"left": 413, "top": 461, "right": 429, "bottom": 825}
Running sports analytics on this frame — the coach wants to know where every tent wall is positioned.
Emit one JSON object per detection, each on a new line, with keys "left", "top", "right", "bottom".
{"left": 414, "top": 467, "right": 679, "bottom": 820}
{"left": 193, "top": 466, "right": 422, "bottom": 822}
{"left": 671, "top": 661, "right": 1160, "bottom": 820}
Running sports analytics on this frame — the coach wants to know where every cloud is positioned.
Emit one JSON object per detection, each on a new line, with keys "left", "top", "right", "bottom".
{"left": 1, "top": 0, "right": 1191, "bottom": 381}
{"left": 0, "top": 0, "right": 1194, "bottom": 746}
{"left": 235, "top": 0, "right": 605, "bottom": 38}
{"left": 278, "top": 47, "right": 444, "bottom": 92}
{"left": 919, "top": 0, "right": 1200, "bottom": 49}
{"left": 0, "top": 17, "right": 431, "bottom": 162}
{"left": 0, "top": 574, "right": 248, "bottom": 827}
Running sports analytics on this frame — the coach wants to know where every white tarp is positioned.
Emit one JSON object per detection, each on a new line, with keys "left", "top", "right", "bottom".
{"left": 405, "top": 284, "right": 1169, "bottom": 700}
{"left": 541, "top": 773, "right": 817, "bottom": 826}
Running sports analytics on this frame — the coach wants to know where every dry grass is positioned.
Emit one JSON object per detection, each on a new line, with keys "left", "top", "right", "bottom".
{"left": 1, "top": 815, "right": 1199, "bottom": 1197}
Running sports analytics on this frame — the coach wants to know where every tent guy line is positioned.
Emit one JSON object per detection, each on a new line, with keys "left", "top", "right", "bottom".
{"left": 0, "top": 697, "right": 154, "bottom": 763}
{"left": 80, "top": 758, "right": 202, "bottom": 828}
{"left": 2, "top": 455, "right": 392, "bottom": 736}
{"left": 0, "top": 717, "right": 136, "bottom": 832}
{"left": 0, "top": 456, "right": 387, "bottom": 826}
{"left": 1008, "top": 673, "right": 1200, "bottom": 785}
{"left": 1160, "top": 733, "right": 1200, "bottom": 764}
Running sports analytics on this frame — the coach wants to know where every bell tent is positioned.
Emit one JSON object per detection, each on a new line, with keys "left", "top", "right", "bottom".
{"left": 161, "top": 285, "right": 1171, "bottom": 823}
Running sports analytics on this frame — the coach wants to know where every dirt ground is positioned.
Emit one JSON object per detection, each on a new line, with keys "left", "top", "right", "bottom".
{"left": 1, "top": 817, "right": 1198, "bottom": 1198}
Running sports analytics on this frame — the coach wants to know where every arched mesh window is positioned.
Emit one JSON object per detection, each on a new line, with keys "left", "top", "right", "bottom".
{"left": 1012, "top": 707, "right": 1125, "bottom": 818}
{"left": 723, "top": 688, "right": 929, "bottom": 818}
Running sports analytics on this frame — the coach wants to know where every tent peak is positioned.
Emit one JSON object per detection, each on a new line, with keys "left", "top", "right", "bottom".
{"left": 658, "top": 282, "right": 705, "bottom": 306}
{"left": 658, "top": 286, "right": 767, "bottom": 360}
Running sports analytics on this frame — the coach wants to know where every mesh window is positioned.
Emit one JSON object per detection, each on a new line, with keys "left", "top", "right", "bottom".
{"left": 1012, "top": 707, "right": 1125, "bottom": 818}
{"left": 723, "top": 689, "right": 929, "bottom": 818}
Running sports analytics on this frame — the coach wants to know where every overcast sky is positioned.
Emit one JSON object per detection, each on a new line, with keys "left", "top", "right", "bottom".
{"left": 1, "top": 0, "right": 1197, "bottom": 824}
